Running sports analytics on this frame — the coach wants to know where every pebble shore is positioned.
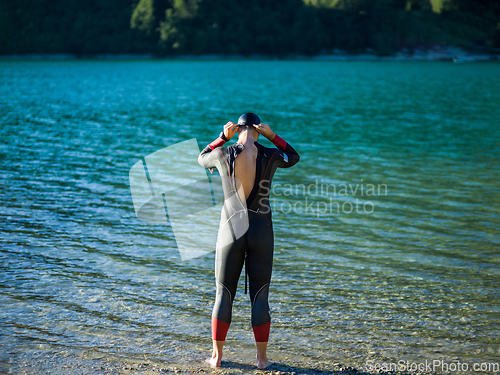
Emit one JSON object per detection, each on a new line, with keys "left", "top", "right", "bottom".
{"left": 0, "top": 47, "right": 498, "bottom": 62}
{"left": 3, "top": 351, "right": 441, "bottom": 375}
{"left": 59, "top": 358, "right": 435, "bottom": 375}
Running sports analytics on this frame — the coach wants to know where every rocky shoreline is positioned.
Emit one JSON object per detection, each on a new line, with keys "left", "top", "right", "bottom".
{"left": 1, "top": 47, "right": 498, "bottom": 62}
{"left": 4, "top": 351, "right": 439, "bottom": 375}
{"left": 60, "top": 358, "right": 425, "bottom": 375}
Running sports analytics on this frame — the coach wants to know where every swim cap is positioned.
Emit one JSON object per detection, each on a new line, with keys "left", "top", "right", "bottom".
{"left": 238, "top": 113, "right": 261, "bottom": 126}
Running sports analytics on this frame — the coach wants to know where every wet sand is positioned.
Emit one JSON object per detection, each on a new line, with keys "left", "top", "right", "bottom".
{"left": 4, "top": 358, "right": 371, "bottom": 375}
{"left": 1, "top": 349, "right": 435, "bottom": 375}
{"left": 64, "top": 359, "right": 362, "bottom": 375}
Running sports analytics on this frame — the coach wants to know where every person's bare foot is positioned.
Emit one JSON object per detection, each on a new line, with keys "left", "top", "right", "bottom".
{"left": 257, "top": 358, "right": 273, "bottom": 369}
{"left": 207, "top": 340, "right": 224, "bottom": 367}
{"left": 256, "top": 354, "right": 273, "bottom": 370}
{"left": 205, "top": 355, "right": 222, "bottom": 367}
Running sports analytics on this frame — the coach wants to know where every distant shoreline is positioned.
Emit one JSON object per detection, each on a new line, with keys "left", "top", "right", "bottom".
{"left": 1, "top": 50, "right": 499, "bottom": 62}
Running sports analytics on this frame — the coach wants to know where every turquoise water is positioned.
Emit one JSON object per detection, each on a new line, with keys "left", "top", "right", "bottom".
{"left": 0, "top": 60, "right": 499, "bottom": 373}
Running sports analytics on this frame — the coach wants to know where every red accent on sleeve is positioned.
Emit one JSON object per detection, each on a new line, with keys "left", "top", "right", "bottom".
{"left": 209, "top": 137, "right": 226, "bottom": 150}
{"left": 212, "top": 317, "right": 230, "bottom": 341}
{"left": 271, "top": 134, "right": 287, "bottom": 150}
{"left": 252, "top": 320, "right": 271, "bottom": 342}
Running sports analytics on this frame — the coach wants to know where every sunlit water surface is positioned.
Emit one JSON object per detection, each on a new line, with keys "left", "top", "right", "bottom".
{"left": 0, "top": 60, "right": 499, "bottom": 374}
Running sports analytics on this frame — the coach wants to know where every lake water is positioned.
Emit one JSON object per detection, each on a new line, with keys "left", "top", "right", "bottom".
{"left": 0, "top": 60, "right": 499, "bottom": 374}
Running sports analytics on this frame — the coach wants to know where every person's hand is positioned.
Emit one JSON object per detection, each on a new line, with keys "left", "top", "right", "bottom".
{"left": 223, "top": 121, "right": 238, "bottom": 140}
{"left": 253, "top": 123, "right": 276, "bottom": 140}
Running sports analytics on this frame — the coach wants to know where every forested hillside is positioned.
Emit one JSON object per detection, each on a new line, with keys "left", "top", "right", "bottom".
{"left": 1, "top": 0, "right": 499, "bottom": 56}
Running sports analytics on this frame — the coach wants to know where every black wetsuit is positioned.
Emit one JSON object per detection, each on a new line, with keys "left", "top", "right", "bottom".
{"left": 198, "top": 134, "right": 299, "bottom": 342}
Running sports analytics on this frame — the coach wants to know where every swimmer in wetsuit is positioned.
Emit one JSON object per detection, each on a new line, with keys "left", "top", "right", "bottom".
{"left": 198, "top": 113, "right": 300, "bottom": 369}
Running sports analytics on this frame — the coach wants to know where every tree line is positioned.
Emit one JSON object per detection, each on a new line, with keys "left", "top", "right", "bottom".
{"left": 1, "top": 0, "right": 499, "bottom": 56}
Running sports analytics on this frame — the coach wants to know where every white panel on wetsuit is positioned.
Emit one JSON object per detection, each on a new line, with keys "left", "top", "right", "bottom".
{"left": 216, "top": 192, "right": 249, "bottom": 250}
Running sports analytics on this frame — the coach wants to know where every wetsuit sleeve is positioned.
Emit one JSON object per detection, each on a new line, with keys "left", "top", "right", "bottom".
{"left": 271, "top": 134, "right": 300, "bottom": 168}
{"left": 198, "top": 137, "right": 227, "bottom": 169}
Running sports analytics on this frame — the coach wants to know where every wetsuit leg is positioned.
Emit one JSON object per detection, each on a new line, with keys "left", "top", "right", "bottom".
{"left": 245, "top": 212, "right": 274, "bottom": 342}
{"left": 212, "top": 234, "right": 245, "bottom": 341}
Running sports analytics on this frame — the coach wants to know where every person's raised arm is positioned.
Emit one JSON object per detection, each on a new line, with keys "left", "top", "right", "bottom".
{"left": 252, "top": 123, "right": 300, "bottom": 168}
{"left": 198, "top": 121, "right": 238, "bottom": 169}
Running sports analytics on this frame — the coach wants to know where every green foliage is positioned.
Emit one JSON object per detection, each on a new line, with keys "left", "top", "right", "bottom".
{"left": 303, "top": 0, "right": 341, "bottom": 8}
{"left": 0, "top": 0, "right": 499, "bottom": 56}
{"left": 131, "top": 0, "right": 155, "bottom": 35}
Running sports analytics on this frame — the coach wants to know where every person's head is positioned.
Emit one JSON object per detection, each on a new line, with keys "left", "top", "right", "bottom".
{"left": 236, "top": 112, "right": 260, "bottom": 138}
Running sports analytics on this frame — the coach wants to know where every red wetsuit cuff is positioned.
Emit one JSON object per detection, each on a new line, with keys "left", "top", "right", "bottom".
{"left": 209, "top": 137, "right": 226, "bottom": 150}
{"left": 271, "top": 134, "right": 287, "bottom": 150}
{"left": 252, "top": 320, "right": 271, "bottom": 342}
{"left": 212, "top": 317, "right": 230, "bottom": 341}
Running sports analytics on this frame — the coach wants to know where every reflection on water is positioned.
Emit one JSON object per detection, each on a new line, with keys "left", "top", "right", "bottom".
{"left": 0, "top": 60, "right": 499, "bottom": 373}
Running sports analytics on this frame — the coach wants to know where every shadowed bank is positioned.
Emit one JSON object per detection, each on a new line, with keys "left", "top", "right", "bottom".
{"left": 1, "top": 0, "right": 499, "bottom": 57}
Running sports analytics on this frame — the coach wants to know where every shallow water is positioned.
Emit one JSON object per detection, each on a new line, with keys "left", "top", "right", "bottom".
{"left": 0, "top": 60, "right": 499, "bottom": 374}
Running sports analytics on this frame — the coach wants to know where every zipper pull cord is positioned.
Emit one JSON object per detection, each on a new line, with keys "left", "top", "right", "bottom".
{"left": 244, "top": 252, "right": 248, "bottom": 295}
